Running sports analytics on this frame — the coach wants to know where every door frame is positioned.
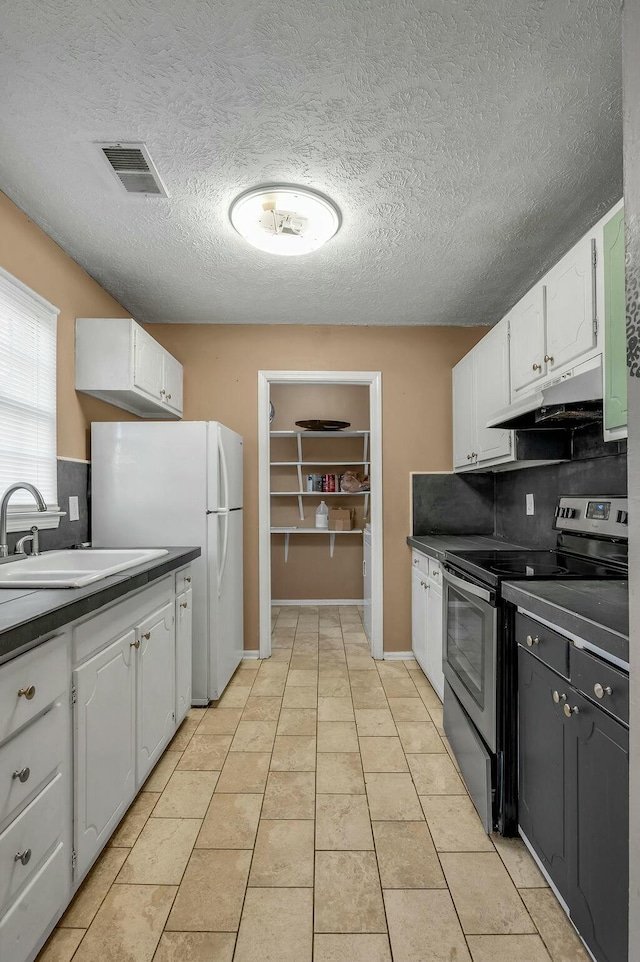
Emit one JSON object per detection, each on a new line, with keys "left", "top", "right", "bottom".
{"left": 258, "top": 370, "right": 384, "bottom": 659}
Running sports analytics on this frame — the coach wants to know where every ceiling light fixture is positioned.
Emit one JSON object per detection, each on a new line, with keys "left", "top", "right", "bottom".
{"left": 229, "top": 185, "right": 340, "bottom": 256}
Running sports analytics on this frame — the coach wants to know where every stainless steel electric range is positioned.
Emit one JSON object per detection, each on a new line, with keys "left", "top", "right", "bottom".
{"left": 441, "top": 496, "right": 628, "bottom": 836}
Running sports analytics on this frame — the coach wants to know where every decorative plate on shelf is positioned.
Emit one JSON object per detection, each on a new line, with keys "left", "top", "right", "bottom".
{"left": 295, "top": 420, "right": 351, "bottom": 431}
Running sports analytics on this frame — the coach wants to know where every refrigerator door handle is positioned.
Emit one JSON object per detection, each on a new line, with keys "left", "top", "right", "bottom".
{"left": 219, "top": 430, "right": 230, "bottom": 511}
{"left": 218, "top": 512, "right": 230, "bottom": 597}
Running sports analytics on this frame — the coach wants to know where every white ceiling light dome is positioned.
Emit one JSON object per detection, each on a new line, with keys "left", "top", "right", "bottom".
{"left": 229, "top": 185, "right": 340, "bottom": 256}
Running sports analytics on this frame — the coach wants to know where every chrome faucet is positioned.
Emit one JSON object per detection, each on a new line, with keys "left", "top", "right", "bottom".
{"left": 0, "top": 483, "right": 48, "bottom": 558}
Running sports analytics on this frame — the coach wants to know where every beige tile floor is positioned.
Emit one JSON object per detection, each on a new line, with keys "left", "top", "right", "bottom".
{"left": 38, "top": 605, "right": 591, "bottom": 962}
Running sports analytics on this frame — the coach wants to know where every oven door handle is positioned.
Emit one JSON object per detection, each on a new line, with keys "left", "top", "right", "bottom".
{"left": 443, "top": 567, "right": 493, "bottom": 604}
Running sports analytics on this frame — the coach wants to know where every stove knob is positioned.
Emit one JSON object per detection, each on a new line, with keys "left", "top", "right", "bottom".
{"left": 526, "top": 635, "right": 540, "bottom": 647}
{"left": 552, "top": 690, "right": 567, "bottom": 704}
{"left": 617, "top": 510, "right": 628, "bottom": 525}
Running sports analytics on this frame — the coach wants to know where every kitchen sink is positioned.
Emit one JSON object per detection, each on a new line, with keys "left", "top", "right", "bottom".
{"left": 0, "top": 548, "right": 169, "bottom": 588}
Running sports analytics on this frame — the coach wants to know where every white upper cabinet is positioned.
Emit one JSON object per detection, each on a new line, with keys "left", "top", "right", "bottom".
{"left": 545, "top": 234, "right": 596, "bottom": 373}
{"left": 453, "top": 319, "right": 512, "bottom": 471}
{"left": 509, "top": 286, "right": 546, "bottom": 395}
{"left": 75, "top": 317, "right": 184, "bottom": 418}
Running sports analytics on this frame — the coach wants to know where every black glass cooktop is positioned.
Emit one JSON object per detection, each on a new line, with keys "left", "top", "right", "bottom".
{"left": 446, "top": 549, "right": 624, "bottom": 588}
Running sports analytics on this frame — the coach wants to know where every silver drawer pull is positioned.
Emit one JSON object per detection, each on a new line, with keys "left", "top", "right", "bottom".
{"left": 180, "top": 601, "right": 188, "bottom": 609}
{"left": 594, "top": 683, "right": 613, "bottom": 699}
{"left": 14, "top": 849, "right": 31, "bottom": 866}
{"left": 526, "top": 635, "right": 540, "bottom": 647}
{"left": 563, "top": 704, "right": 580, "bottom": 718}
{"left": 130, "top": 639, "right": 140, "bottom": 649}
{"left": 552, "top": 691, "right": 566, "bottom": 704}
{"left": 12, "top": 768, "right": 30, "bottom": 783}
{"left": 140, "top": 631, "right": 151, "bottom": 640}
{"left": 17, "top": 685, "right": 36, "bottom": 700}
{"left": 184, "top": 576, "right": 191, "bottom": 584}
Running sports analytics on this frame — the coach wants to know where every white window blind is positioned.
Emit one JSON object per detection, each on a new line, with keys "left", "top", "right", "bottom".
{"left": 0, "top": 267, "right": 59, "bottom": 510}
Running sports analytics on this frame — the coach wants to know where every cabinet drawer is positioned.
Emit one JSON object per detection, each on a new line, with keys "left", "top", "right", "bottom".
{"left": 0, "top": 772, "right": 66, "bottom": 910}
{"left": 0, "top": 635, "right": 68, "bottom": 746}
{"left": 0, "top": 840, "right": 69, "bottom": 962}
{"left": 411, "top": 550, "right": 430, "bottom": 578}
{"left": 428, "top": 560, "right": 442, "bottom": 585}
{"left": 570, "top": 647, "right": 629, "bottom": 725}
{"left": 516, "top": 613, "right": 569, "bottom": 676}
{"left": 0, "top": 704, "right": 67, "bottom": 827}
{"left": 175, "top": 566, "right": 193, "bottom": 595}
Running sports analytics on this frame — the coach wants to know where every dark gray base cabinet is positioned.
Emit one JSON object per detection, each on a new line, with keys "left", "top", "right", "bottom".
{"left": 518, "top": 645, "right": 629, "bottom": 962}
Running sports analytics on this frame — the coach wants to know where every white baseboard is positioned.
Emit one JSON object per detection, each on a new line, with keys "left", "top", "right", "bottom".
{"left": 383, "top": 651, "right": 414, "bottom": 660}
{"left": 272, "top": 599, "right": 364, "bottom": 606}
{"left": 242, "top": 651, "right": 261, "bottom": 660}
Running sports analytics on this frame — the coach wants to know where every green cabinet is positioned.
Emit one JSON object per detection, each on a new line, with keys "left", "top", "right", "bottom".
{"left": 603, "top": 207, "right": 627, "bottom": 433}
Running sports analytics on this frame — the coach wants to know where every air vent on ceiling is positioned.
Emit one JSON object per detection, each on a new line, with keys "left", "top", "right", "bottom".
{"left": 97, "top": 142, "right": 169, "bottom": 197}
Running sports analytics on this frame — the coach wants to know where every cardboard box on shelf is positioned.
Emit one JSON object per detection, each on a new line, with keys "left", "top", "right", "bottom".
{"left": 329, "top": 507, "right": 356, "bottom": 531}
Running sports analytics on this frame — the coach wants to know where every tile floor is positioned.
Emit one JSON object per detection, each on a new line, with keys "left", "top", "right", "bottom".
{"left": 38, "top": 605, "right": 590, "bottom": 962}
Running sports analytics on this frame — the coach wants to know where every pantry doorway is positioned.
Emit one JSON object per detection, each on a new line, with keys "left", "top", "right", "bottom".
{"left": 258, "top": 371, "right": 383, "bottom": 659}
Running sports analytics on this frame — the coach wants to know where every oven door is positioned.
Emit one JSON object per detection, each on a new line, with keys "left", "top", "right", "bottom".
{"left": 442, "top": 566, "right": 498, "bottom": 751}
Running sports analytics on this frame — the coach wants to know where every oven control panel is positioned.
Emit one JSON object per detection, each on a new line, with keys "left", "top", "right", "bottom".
{"left": 554, "top": 496, "right": 628, "bottom": 539}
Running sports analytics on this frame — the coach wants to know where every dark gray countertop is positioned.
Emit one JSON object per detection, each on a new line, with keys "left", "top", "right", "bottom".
{"left": 0, "top": 546, "right": 201, "bottom": 666}
{"left": 407, "top": 534, "right": 526, "bottom": 563}
{"left": 502, "top": 580, "right": 629, "bottom": 664}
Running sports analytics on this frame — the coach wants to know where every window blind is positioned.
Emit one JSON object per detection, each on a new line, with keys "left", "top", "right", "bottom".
{"left": 0, "top": 267, "right": 59, "bottom": 508}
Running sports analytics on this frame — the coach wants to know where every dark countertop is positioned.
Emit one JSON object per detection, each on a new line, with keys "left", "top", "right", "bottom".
{"left": 0, "top": 546, "right": 201, "bottom": 666}
{"left": 407, "top": 534, "right": 526, "bottom": 563}
{"left": 502, "top": 580, "right": 629, "bottom": 664}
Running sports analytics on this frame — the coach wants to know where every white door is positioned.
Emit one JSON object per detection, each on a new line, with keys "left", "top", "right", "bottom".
{"left": 209, "top": 509, "right": 243, "bottom": 700}
{"left": 136, "top": 602, "right": 176, "bottom": 786}
{"left": 426, "top": 583, "right": 444, "bottom": 700}
{"left": 176, "top": 589, "right": 193, "bottom": 725}
{"left": 509, "top": 286, "right": 547, "bottom": 395}
{"left": 162, "top": 353, "right": 184, "bottom": 415}
{"left": 208, "top": 423, "right": 244, "bottom": 511}
{"left": 73, "top": 630, "right": 136, "bottom": 878}
{"left": 474, "top": 320, "right": 512, "bottom": 464}
{"left": 452, "top": 352, "right": 476, "bottom": 468}
{"left": 545, "top": 234, "right": 597, "bottom": 372}
{"left": 411, "top": 566, "right": 429, "bottom": 676}
{"left": 133, "top": 326, "right": 164, "bottom": 401}
{"left": 363, "top": 531, "right": 372, "bottom": 641}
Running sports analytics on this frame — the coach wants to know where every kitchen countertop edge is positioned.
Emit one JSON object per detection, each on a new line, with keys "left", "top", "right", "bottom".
{"left": 0, "top": 546, "right": 201, "bottom": 665}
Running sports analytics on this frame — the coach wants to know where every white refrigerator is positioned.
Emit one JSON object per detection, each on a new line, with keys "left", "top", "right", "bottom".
{"left": 91, "top": 421, "right": 244, "bottom": 704}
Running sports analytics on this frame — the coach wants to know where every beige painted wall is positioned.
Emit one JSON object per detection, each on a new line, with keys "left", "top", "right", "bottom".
{"left": 0, "top": 189, "right": 487, "bottom": 653}
{"left": 144, "top": 323, "right": 487, "bottom": 651}
{"left": 0, "top": 192, "right": 136, "bottom": 460}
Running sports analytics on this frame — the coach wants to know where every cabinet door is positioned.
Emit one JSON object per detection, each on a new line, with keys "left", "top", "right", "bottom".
{"left": 473, "top": 321, "right": 512, "bottom": 464}
{"left": 517, "top": 647, "right": 570, "bottom": 900}
{"left": 133, "top": 325, "right": 164, "bottom": 401}
{"left": 176, "top": 589, "right": 193, "bottom": 725}
{"left": 73, "top": 630, "right": 136, "bottom": 878}
{"left": 411, "top": 567, "right": 429, "bottom": 676}
{"left": 426, "top": 584, "right": 444, "bottom": 700}
{"left": 567, "top": 690, "right": 629, "bottom": 962}
{"left": 603, "top": 208, "right": 627, "bottom": 433}
{"left": 452, "top": 352, "right": 475, "bottom": 468}
{"left": 545, "top": 234, "right": 597, "bottom": 372}
{"left": 163, "top": 352, "right": 184, "bottom": 415}
{"left": 136, "top": 602, "right": 176, "bottom": 786}
{"left": 509, "top": 287, "right": 546, "bottom": 395}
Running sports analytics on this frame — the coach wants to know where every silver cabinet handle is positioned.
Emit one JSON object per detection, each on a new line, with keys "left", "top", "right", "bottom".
{"left": 180, "top": 601, "right": 188, "bottom": 609}
{"left": 159, "top": 388, "right": 166, "bottom": 396}
{"left": 14, "top": 849, "right": 31, "bottom": 866}
{"left": 185, "top": 576, "right": 191, "bottom": 583}
{"left": 544, "top": 355, "right": 554, "bottom": 363}
{"left": 140, "top": 631, "right": 151, "bottom": 640}
{"left": 563, "top": 704, "right": 580, "bottom": 718}
{"left": 17, "top": 685, "right": 36, "bottom": 700}
{"left": 532, "top": 363, "right": 542, "bottom": 372}
{"left": 526, "top": 635, "right": 540, "bottom": 647}
{"left": 552, "top": 691, "right": 566, "bottom": 704}
{"left": 130, "top": 639, "right": 140, "bottom": 649}
{"left": 12, "top": 768, "right": 30, "bottom": 783}
{"left": 413, "top": 558, "right": 419, "bottom": 565}
{"left": 594, "top": 682, "right": 612, "bottom": 699}
{"left": 166, "top": 394, "right": 172, "bottom": 400}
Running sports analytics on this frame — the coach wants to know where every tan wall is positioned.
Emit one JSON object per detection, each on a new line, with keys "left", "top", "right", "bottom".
{"left": 0, "top": 190, "right": 487, "bottom": 653}
{"left": 270, "top": 384, "right": 370, "bottom": 602}
{"left": 144, "top": 323, "right": 488, "bottom": 651}
{"left": 0, "top": 192, "right": 136, "bottom": 460}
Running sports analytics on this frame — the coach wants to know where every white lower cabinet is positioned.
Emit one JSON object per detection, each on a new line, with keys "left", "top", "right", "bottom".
{"left": 73, "top": 629, "right": 137, "bottom": 879}
{"left": 0, "top": 564, "right": 194, "bottom": 962}
{"left": 411, "top": 552, "right": 444, "bottom": 700}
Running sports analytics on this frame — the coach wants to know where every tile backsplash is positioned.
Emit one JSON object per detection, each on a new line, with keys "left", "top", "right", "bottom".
{"left": 6, "top": 458, "right": 90, "bottom": 554}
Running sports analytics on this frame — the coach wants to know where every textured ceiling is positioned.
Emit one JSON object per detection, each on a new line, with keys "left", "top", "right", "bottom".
{"left": 0, "top": 0, "right": 622, "bottom": 326}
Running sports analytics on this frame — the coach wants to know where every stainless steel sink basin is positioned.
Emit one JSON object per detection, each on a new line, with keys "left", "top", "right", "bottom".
{"left": 0, "top": 548, "right": 169, "bottom": 588}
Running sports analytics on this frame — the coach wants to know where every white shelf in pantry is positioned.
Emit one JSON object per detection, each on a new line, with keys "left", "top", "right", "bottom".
{"left": 270, "top": 430, "right": 369, "bottom": 438}
{"left": 270, "top": 461, "right": 370, "bottom": 466}
{"left": 270, "top": 491, "right": 369, "bottom": 496}
{"left": 271, "top": 526, "right": 363, "bottom": 562}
